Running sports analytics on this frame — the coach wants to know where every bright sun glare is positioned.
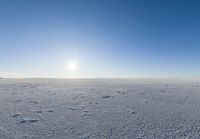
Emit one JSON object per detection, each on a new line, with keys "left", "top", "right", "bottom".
{"left": 66, "top": 61, "right": 78, "bottom": 71}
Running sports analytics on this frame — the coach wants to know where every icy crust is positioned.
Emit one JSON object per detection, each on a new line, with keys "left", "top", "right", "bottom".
{"left": 0, "top": 78, "right": 200, "bottom": 138}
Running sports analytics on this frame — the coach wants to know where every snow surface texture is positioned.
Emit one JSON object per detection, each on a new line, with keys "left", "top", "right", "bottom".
{"left": 0, "top": 78, "right": 200, "bottom": 139}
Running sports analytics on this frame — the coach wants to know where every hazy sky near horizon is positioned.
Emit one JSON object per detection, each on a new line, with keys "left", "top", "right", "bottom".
{"left": 1, "top": 0, "right": 200, "bottom": 78}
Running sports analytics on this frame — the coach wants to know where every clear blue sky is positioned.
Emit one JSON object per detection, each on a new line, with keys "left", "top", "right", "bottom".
{"left": 0, "top": 0, "right": 200, "bottom": 78}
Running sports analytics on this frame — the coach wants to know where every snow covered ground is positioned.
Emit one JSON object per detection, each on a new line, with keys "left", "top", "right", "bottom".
{"left": 0, "top": 78, "right": 200, "bottom": 139}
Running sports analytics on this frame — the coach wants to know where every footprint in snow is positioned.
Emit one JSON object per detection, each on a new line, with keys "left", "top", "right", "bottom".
{"left": 12, "top": 113, "right": 21, "bottom": 117}
{"left": 13, "top": 100, "right": 22, "bottom": 103}
{"left": 69, "top": 107, "right": 76, "bottom": 110}
{"left": 131, "top": 111, "right": 136, "bottom": 114}
{"left": 127, "top": 109, "right": 136, "bottom": 114}
{"left": 161, "top": 90, "right": 165, "bottom": 93}
{"left": 21, "top": 85, "right": 27, "bottom": 88}
{"left": 20, "top": 118, "right": 39, "bottom": 123}
{"left": 28, "top": 119, "right": 40, "bottom": 123}
{"left": 83, "top": 110, "right": 89, "bottom": 113}
{"left": 30, "top": 101, "right": 39, "bottom": 104}
{"left": 20, "top": 120, "right": 26, "bottom": 124}
{"left": 11, "top": 92, "right": 16, "bottom": 95}
{"left": 47, "top": 109, "right": 54, "bottom": 112}
{"left": 35, "top": 110, "right": 42, "bottom": 113}
{"left": 81, "top": 113, "right": 87, "bottom": 117}
{"left": 102, "top": 95, "right": 111, "bottom": 98}
{"left": 116, "top": 91, "right": 126, "bottom": 94}
{"left": 81, "top": 113, "right": 92, "bottom": 117}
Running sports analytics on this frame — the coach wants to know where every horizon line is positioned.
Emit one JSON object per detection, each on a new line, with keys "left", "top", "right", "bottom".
{"left": 1, "top": 77, "right": 200, "bottom": 80}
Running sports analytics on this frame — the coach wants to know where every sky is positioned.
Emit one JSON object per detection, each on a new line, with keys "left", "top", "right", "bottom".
{"left": 0, "top": 0, "right": 200, "bottom": 78}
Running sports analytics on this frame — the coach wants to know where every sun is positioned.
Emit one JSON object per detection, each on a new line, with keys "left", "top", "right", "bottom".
{"left": 66, "top": 61, "right": 78, "bottom": 71}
